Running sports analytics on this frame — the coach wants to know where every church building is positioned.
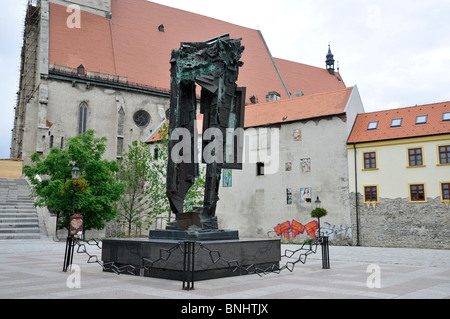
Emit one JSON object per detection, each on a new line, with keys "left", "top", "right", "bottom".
{"left": 11, "top": 0, "right": 346, "bottom": 165}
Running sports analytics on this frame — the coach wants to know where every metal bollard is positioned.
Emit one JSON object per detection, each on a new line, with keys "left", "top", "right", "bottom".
{"left": 182, "top": 241, "right": 196, "bottom": 290}
{"left": 321, "top": 236, "right": 330, "bottom": 269}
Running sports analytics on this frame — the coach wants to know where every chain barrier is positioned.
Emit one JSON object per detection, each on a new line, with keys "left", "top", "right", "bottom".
{"left": 71, "top": 237, "right": 329, "bottom": 289}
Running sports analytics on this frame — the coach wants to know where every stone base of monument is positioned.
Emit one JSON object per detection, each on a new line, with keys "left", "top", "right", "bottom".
{"left": 101, "top": 238, "right": 281, "bottom": 281}
{"left": 149, "top": 229, "right": 240, "bottom": 241}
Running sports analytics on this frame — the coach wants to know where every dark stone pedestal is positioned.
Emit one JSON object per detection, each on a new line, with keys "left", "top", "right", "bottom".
{"left": 149, "top": 229, "right": 239, "bottom": 241}
{"left": 101, "top": 238, "right": 281, "bottom": 281}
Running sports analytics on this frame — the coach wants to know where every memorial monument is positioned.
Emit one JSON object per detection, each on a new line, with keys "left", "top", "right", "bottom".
{"left": 150, "top": 34, "right": 246, "bottom": 241}
{"left": 103, "top": 35, "right": 281, "bottom": 282}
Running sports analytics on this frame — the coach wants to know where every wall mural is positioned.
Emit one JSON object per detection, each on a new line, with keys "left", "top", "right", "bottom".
{"left": 222, "top": 169, "right": 232, "bottom": 188}
{"left": 274, "top": 220, "right": 319, "bottom": 241}
{"left": 300, "top": 158, "right": 311, "bottom": 173}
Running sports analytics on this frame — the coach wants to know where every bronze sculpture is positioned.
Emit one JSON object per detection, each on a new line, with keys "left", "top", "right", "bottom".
{"left": 166, "top": 34, "right": 246, "bottom": 232}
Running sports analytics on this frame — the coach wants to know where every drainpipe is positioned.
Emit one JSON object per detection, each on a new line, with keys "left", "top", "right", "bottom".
{"left": 353, "top": 143, "right": 360, "bottom": 246}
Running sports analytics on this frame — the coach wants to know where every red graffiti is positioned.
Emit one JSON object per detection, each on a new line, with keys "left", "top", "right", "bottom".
{"left": 274, "top": 221, "right": 292, "bottom": 240}
{"left": 291, "top": 220, "right": 305, "bottom": 239}
{"left": 274, "top": 220, "right": 319, "bottom": 240}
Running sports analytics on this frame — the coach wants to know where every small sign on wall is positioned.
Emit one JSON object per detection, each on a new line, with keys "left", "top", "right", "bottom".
{"left": 300, "top": 158, "right": 311, "bottom": 173}
{"left": 293, "top": 129, "right": 302, "bottom": 141}
{"left": 300, "top": 187, "right": 312, "bottom": 204}
{"left": 223, "top": 169, "right": 232, "bottom": 188}
{"left": 286, "top": 189, "right": 293, "bottom": 205}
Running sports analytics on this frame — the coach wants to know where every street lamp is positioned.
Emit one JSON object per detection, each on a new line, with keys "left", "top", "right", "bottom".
{"left": 315, "top": 196, "right": 322, "bottom": 209}
{"left": 63, "top": 163, "right": 82, "bottom": 272}
{"left": 72, "top": 163, "right": 81, "bottom": 180}
{"left": 313, "top": 196, "right": 330, "bottom": 269}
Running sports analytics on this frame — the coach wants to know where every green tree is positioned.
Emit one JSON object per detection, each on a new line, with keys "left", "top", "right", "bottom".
{"left": 116, "top": 140, "right": 157, "bottom": 238}
{"left": 24, "top": 130, "right": 125, "bottom": 231}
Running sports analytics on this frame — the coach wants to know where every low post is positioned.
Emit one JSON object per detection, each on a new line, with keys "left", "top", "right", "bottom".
{"left": 321, "top": 236, "right": 330, "bottom": 269}
{"left": 182, "top": 241, "right": 196, "bottom": 290}
{"left": 63, "top": 235, "right": 75, "bottom": 272}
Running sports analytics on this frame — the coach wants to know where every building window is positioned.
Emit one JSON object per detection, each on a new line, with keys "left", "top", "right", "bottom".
{"left": 79, "top": 102, "right": 88, "bottom": 135}
{"left": 441, "top": 183, "right": 450, "bottom": 201}
{"left": 439, "top": 145, "right": 450, "bottom": 164}
{"left": 443, "top": 112, "right": 450, "bottom": 122}
{"left": 416, "top": 115, "right": 428, "bottom": 125}
{"left": 363, "top": 152, "right": 377, "bottom": 169}
{"left": 410, "top": 184, "right": 426, "bottom": 202}
{"left": 256, "top": 162, "right": 265, "bottom": 176}
{"left": 49, "top": 135, "right": 54, "bottom": 149}
{"left": 364, "top": 186, "right": 379, "bottom": 203}
{"left": 367, "top": 121, "right": 379, "bottom": 131}
{"left": 408, "top": 148, "right": 424, "bottom": 167}
{"left": 133, "top": 110, "right": 151, "bottom": 128}
{"left": 391, "top": 118, "right": 403, "bottom": 127}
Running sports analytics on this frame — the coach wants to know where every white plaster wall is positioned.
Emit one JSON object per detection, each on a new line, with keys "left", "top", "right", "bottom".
{"left": 45, "top": 79, "right": 169, "bottom": 161}
{"left": 217, "top": 116, "right": 352, "bottom": 239}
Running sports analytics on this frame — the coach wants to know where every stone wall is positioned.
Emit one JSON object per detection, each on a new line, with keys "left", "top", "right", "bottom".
{"left": 351, "top": 193, "right": 450, "bottom": 249}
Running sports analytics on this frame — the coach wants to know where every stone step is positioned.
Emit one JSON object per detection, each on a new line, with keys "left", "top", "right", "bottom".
{"left": 0, "top": 206, "right": 36, "bottom": 211}
{"left": 0, "top": 179, "right": 42, "bottom": 240}
{"left": 0, "top": 222, "right": 40, "bottom": 229}
{"left": 0, "top": 218, "right": 39, "bottom": 224}
{"left": 0, "top": 213, "right": 38, "bottom": 219}
{"left": 0, "top": 209, "right": 37, "bottom": 213}
{"left": 0, "top": 233, "right": 41, "bottom": 240}
{"left": 0, "top": 227, "right": 40, "bottom": 234}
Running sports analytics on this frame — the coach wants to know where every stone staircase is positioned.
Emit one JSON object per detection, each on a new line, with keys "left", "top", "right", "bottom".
{"left": 0, "top": 179, "right": 41, "bottom": 240}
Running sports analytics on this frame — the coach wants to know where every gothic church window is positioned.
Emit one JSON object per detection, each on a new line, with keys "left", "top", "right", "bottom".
{"left": 133, "top": 110, "right": 151, "bottom": 128}
{"left": 79, "top": 102, "right": 88, "bottom": 135}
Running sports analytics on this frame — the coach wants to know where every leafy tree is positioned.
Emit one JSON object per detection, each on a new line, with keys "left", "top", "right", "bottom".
{"left": 116, "top": 140, "right": 156, "bottom": 238}
{"left": 24, "top": 130, "right": 125, "bottom": 231}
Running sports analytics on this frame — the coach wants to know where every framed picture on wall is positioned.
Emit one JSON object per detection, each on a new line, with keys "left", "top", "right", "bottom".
{"left": 300, "top": 158, "right": 311, "bottom": 173}
{"left": 300, "top": 187, "right": 312, "bottom": 204}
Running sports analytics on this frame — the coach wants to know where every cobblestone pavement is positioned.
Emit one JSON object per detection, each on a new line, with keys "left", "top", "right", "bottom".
{"left": 0, "top": 239, "right": 449, "bottom": 300}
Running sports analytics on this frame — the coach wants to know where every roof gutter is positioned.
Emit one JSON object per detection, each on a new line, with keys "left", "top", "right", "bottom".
{"left": 48, "top": 71, "right": 171, "bottom": 98}
{"left": 257, "top": 30, "right": 291, "bottom": 98}
{"left": 353, "top": 143, "right": 361, "bottom": 246}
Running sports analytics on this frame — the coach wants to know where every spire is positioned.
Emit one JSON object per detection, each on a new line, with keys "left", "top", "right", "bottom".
{"left": 326, "top": 43, "right": 335, "bottom": 75}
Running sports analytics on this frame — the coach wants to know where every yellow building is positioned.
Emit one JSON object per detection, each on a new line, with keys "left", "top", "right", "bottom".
{"left": 348, "top": 102, "right": 450, "bottom": 249}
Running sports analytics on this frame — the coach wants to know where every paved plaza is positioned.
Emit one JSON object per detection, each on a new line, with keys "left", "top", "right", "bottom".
{"left": 0, "top": 238, "right": 449, "bottom": 300}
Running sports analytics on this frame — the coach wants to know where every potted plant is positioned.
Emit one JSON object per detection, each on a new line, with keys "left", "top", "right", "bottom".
{"left": 311, "top": 207, "right": 328, "bottom": 238}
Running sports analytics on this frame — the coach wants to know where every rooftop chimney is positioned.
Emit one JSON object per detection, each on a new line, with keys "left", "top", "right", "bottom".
{"left": 266, "top": 91, "right": 281, "bottom": 102}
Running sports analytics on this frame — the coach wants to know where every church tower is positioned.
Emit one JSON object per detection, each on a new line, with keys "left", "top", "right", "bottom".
{"left": 326, "top": 44, "right": 335, "bottom": 75}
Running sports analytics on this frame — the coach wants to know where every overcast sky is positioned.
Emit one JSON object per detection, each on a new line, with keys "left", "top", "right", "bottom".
{"left": 1, "top": 0, "right": 450, "bottom": 159}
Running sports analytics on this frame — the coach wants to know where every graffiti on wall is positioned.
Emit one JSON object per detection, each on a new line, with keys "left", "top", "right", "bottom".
{"left": 274, "top": 220, "right": 319, "bottom": 241}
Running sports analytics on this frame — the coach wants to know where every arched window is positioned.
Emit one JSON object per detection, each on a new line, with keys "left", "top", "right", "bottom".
{"left": 79, "top": 102, "right": 88, "bottom": 134}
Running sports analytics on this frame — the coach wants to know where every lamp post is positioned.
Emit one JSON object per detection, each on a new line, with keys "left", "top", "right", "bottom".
{"left": 63, "top": 163, "right": 81, "bottom": 272}
{"left": 315, "top": 196, "right": 322, "bottom": 236}
{"left": 313, "top": 196, "right": 330, "bottom": 269}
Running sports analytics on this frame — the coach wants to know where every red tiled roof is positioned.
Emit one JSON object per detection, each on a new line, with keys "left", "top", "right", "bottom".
{"left": 147, "top": 87, "right": 354, "bottom": 143}
{"left": 49, "top": 0, "right": 346, "bottom": 103}
{"left": 245, "top": 87, "right": 354, "bottom": 128}
{"left": 274, "top": 58, "right": 346, "bottom": 96}
{"left": 347, "top": 101, "right": 450, "bottom": 144}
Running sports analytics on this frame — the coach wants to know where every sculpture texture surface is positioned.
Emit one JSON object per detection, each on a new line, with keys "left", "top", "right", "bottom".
{"left": 166, "top": 35, "right": 246, "bottom": 230}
